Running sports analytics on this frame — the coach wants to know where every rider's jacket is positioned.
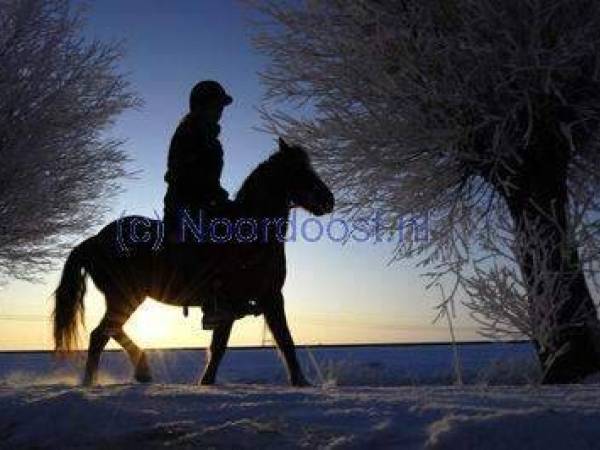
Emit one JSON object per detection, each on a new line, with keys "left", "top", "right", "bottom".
{"left": 164, "top": 113, "right": 229, "bottom": 208}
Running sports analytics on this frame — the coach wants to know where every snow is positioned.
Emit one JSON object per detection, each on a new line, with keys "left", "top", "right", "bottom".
{"left": 1, "top": 344, "right": 598, "bottom": 449}
{"left": 2, "top": 383, "right": 600, "bottom": 449}
{"left": 0, "top": 343, "right": 539, "bottom": 386}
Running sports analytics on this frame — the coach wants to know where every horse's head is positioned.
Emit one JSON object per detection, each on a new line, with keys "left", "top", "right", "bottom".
{"left": 277, "top": 138, "right": 334, "bottom": 216}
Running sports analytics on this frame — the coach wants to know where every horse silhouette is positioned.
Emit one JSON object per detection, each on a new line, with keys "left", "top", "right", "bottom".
{"left": 52, "top": 138, "right": 334, "bottom": 386}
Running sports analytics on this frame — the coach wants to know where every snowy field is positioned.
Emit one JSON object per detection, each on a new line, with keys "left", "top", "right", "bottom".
{"left": 1, "top": 343, "right": 600, "bottom": 449}
{"left": 0, "top": 343, "right": 539, "bottom": 386}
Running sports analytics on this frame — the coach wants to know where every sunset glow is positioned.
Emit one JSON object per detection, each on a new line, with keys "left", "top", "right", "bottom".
{"left": 0, "top": 0, "right": 482, "bottom": 351}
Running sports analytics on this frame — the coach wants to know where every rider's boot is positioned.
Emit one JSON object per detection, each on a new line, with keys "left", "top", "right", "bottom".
{"left": 202, "top": 296, "right": 236, "bottom": 330}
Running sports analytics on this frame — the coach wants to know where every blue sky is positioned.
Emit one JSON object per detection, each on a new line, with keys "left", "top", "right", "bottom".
{"left": 0, "top": 0, "right": 481, "bottom": 350}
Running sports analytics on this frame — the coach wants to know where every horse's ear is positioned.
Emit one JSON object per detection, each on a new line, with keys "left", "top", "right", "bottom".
{"left": 278, "top": 137, "right": 290, "bottom": 152}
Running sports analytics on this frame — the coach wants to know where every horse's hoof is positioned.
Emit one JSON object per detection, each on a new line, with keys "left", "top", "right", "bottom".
{"left": 81, "top": 377, "right": 97, "bottom": 387}
{"left": 135, "top": 372, "right": 153, "bottom": 383}
{"left": 199, "top": 377, "right": 215, "bottom": 386}
{"left": 134, "top": 354, "right": 152, "bottom": 383}
{"left": 291, "top": 377, "right": 312, "bottom": 387}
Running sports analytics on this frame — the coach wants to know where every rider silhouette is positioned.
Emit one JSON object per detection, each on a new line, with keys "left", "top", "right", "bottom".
{"left": 164, "top": 80, "right": 231, "bottom": 234}
{"left": 163, "top": 80, "right": 234, "bottom": 328}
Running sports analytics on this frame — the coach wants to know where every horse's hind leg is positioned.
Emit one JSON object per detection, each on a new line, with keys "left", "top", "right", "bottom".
{"left": 83, "top": 296, "right": 151, "bottom": 385}
{"left": 83, "top": 317, "right": 110, "bottom": 386}
{"left": 200, "top": 319, "right": 233, "bottom": 385}
{"left": 112, "top": 328, "right": 152, "bottom": 383}
{"left": 105, "top": 298, "right": 152, "bottom": 383}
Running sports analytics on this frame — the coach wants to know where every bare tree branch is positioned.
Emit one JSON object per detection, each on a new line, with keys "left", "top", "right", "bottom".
{"left": 0, "top": 0, "right": 140, "bottom": 280}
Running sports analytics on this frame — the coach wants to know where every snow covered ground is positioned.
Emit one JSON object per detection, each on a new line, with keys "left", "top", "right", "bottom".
{"left": 0, "top": 343, "right": 539, "bottom": 386}
{"left": 2, "top": 382, "right": 600, "bottom": 449}
{"left": 1, "top": 344, "right": 599, "bottom": 449}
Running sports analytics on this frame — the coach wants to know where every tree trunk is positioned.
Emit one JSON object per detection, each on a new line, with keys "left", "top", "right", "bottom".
{"left": 508, "top": 200, "right": 600, "bottom": 383}
{"left": 498, "top": 97, "right": 600, "bottom": 383}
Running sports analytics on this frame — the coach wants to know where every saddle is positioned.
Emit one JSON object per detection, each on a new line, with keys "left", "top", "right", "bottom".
{"left": 161, "top": 198, "right": 269, "bottom": 329}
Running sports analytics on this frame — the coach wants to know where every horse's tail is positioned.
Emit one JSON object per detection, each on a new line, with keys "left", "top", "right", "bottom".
{"left": 52, "top": 238, "right": 93, "bottom": 355}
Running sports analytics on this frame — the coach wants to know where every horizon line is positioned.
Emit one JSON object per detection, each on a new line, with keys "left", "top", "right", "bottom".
{"left": 0, "top": 339, "right": 531, "bottom": 354}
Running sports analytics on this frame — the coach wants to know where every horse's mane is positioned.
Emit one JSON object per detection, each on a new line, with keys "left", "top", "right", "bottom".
{"left": 234, "top": 151, "right": 285, "bottom": 204}
{"left": 234, "top": 144, "right": 310, "bottom": 207}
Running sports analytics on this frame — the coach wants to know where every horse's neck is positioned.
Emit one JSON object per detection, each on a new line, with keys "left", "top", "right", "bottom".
{"left": 237, "top": 197, "right": 287, "bottom": 218}
{"left": 236, "top": 178, "right": 290, "bottom": 245}
{"left": 237, "top": 170, "right": 289, "bottom": 219}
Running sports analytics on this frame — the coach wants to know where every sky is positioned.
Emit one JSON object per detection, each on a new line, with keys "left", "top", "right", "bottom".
{"left": 0, "top": 0, "right": 482, "bottom": 350}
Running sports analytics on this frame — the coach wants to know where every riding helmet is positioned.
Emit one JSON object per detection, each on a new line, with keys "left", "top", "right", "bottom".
{"left": 190, "top": 80, "right": 233, "bottom": 111}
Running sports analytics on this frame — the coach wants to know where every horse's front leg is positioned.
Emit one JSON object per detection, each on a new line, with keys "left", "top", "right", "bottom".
{"left": 200, "top": 319, "right": 233, "bottom": 385}
{"left": 263, "top": 292, "right": 310, "bottom": 387}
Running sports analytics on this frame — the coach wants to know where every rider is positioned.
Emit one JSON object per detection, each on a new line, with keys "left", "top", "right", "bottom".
{"left": 163, "top": 80, "right": 234, "bottom": 329}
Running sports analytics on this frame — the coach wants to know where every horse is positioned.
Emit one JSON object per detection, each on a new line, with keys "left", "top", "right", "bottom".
{"left": 52, "top": 138, "right": 334, "bottom": 386}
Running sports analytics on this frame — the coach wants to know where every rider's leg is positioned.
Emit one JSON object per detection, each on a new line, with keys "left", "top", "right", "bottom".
{"left": 199, "top": 205, "right": 237, "bottom": 329}
{"left": 163, "top": 198, "right": 237, "bottom": 327}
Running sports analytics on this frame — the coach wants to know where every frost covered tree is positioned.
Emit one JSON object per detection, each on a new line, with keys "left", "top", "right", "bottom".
{"left": 0, "top": 0, "right": 138, "bottom": 279}
{"left": 461, "top": 204, "right": 600, "bottom": 382}
{"left": 251, "top": 0, "right": 600, "bottom": 383}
